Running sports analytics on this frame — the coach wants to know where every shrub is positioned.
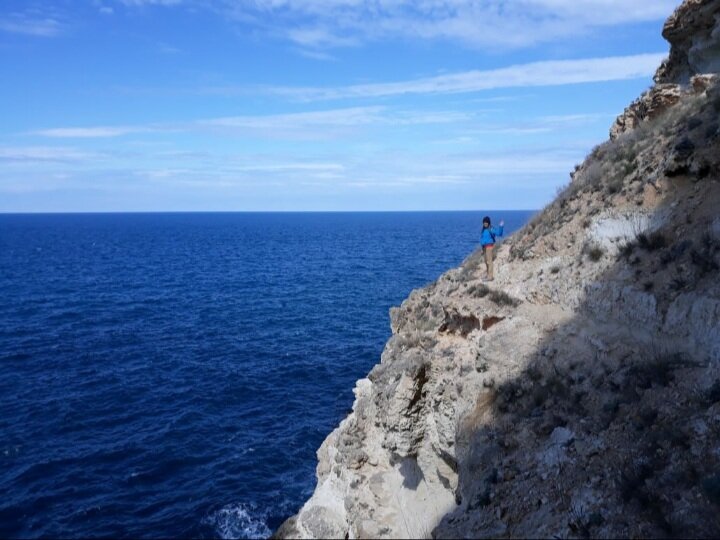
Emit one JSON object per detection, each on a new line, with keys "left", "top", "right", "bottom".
{"left": 489, "top": 289, "right": 520, "bottom": 307}
{"left": 495, "top": 379, "right": 523, "bottom": 412}
{"left": 704, "top": 379, "right": 720, "bottom": 405}
{"left": 688, "top": 117, "right": 703, "bottom": 131}
{"left": 550, "top": 265, "right": 561, "bottom": 274}
{"left": 584, "top": 243, "right": 605, "bottom": 262}
{"left": 671, "top": 277, "right": 687, "bottom": 291}
{"left": 628, "top": 352, "right": 688, "bottom": 389}
{"left": 619, "top": 242, "right": 635, "bottom": 259}
{"left": 691, "top": 248, "right": 719, "bottom": 275}
{"left": 690, "top": 233, "right": 720, "bottom": 277}
{"left": 467, "top": 284, "right": 490, "bottom": 298}
{"left": 702, "top": 474, "right": 720, "bottom": 505}
{"left": 583, "top": 161, "right": 604, "bottom": 187}
{"left": 618, "top": 459, "right": 654, "bottom": 504}
{"left": 637, "top": 231, "right": 667, "bottom": 251}
{"left": 531, "top": 372, "right": 571, "bottom": 408}
{"left": 623, "top": 160, "right": 637, "bottom": 176}
{"left": 605, "top": 176, "right": 624, "bottom": 194}
{"left": 705, "top": 122, "right": 719, "bottom": 140}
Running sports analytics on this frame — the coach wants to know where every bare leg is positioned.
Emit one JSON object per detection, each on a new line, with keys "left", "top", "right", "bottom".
{"left": 484, "top": 245, "right": 494, "bottom": 280}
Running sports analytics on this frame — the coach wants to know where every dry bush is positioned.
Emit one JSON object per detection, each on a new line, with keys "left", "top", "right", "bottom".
{"left": 488, "top": 289, "right": 520, "bottom": 307}
{"left": 637, "top": 231, "right": 668, "bottom": 251}
{"left": 467, "top": 283, "right": 490, "bottom": 298}
{"left": 582, "top": 242, "right": 605, "bottom": 262}
{"left": 690, "top": 232, "right": 720, "bottom": 277}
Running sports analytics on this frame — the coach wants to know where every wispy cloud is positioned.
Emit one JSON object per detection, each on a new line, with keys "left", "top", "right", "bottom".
{"left": 113, "top": 0, "right": 677, "bottom": 51}
{"left": 32, "top": 126, "right": 158, "bottom": 138}
{"left": 133, "top": 161, "right": 347, "bottom": 188}
{"left": 285, "top": 26, "right": 359, "bottom": 48}
{"left": 270, "top": 53, "right": 666, "bottom": 100}
{"left": 118, "top": 0, "right": 183, "bottom": 6}
{"left": 216, "top": 0, "right": 677, "bottom": 50}
{"left": 199, "top": 106, "right": 473, "bottom": 130}
{"left": 458, "top": 112, "right": 613, "bottom": 136}
{"left": 158, "top": 42, "right": 181, "bottom": 54}
{"left": 111, "top": 53, "right": 663, "bottom": 101}
{"left": 0, "top": 140, "right": 585, "bottom": 212}
{"left": 0, "top": 146, "right": 101, "bottom": 162}
{"left": 30, "top": 106, "right": 477, "bottom": 139}
{"left": 228, "top": 163, "right": 344, "bottom": 172}
{"left": 0, "top": 10, "right": 64, "bottom": 37}
{"left": 294, "top": 48, "right": 337, "bottom": 62}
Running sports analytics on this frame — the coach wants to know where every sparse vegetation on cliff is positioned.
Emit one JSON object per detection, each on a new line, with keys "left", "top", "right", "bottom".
{"left": 282, "top": 2, "right": 720, "bottom": 538}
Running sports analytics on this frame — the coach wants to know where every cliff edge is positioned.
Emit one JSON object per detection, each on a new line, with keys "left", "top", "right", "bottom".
{"left": 278, "top": 1, "right": 720, "bottom": 537}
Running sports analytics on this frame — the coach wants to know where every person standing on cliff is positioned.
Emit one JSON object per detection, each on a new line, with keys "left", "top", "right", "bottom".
{"left": 480, "top": 216, "right": 504, "bottom": 282}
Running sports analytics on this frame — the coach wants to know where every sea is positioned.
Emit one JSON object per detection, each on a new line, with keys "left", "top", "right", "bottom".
{"left": 0, "top": 211, "right": 533, "bottom": 539}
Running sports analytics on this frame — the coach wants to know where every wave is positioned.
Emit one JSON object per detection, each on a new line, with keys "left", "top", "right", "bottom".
{"left": 204, "top": 502, "right": 271, "bottom": 540}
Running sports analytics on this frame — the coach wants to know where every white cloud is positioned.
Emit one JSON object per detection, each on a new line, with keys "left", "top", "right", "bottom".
{"left": 111, "top": 0, "right": 678, "bottom": 50}
{"left": 200, "top": 106, "right": 473, "bottom": 130}
{"left": 0, "top": 11, "right": 64, "bottom": 37}
{"left": 132, "top": 160, "right": 348, "bottom": 186}
{"left": 293, "top": 48, "right": 337, "bottom": 61}
{"left": 271, "top": 53, "right": 666, "bottom": 100}
{"left": 199, "top": 106, "right": 387, "bottom": 129}
{"left": 158, "top": 42, "right": 181, "bottom": 54}
{"left": 228, "top": 163, "right": 345, "bottom": 172}
{"left": 218, "top": 0, "right": 679, "bottom": 50}
{"left": 32, "top": 126, "right": 156, "bottom": 138}
{"left": 285, "top": 27, "right": 359, "bottom": 48}
{"left": 118, "top": 0, "right": 183, "bottom": 6}
{"left": 460, "top": 113, "right": 613, "bottom": 135}
{"left": 0, "top": 146, "right": 101, "bottom": 162}
{"left": 131, "top": 148, "right": 578, "bottom": 190}
{"left": 31, "top": 106, "right": 476, "bottom": 139}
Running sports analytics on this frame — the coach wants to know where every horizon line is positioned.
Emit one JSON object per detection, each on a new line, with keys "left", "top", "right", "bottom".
{"left": 0, "top": 209, "right": 539, "bottom": 215}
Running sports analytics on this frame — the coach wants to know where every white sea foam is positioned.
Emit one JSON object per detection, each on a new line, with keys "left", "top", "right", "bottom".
{"left": 207, "top": 503, "right": 271, "bottom": 540}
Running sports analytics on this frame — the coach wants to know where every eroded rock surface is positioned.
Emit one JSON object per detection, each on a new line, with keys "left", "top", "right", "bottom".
{"left": 278, "top": 1, "right": 720, "bottom": 538}
{"left": 611, "top": 0, "right": 720, "bottom": 140}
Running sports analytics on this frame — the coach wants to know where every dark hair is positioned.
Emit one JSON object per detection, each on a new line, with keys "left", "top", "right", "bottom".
{"left": 483, "top": 216, "right": 491, "bottom": 226}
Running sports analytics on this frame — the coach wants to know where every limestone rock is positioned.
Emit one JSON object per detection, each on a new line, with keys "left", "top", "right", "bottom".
{"left": 611, "top": 0, "right": 720, "bottom": 140}
{"left": 655, "top": 0, "right": 720, "bottom": 84}
{"left": 609, "top": 84, "right": 683, "bottom": 140}
{"left": 278, "top": 2, "right": 720, "bottom": 538}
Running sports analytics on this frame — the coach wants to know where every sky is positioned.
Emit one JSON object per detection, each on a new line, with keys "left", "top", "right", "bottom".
{"left": 0, "top": 0, "right": 681, "bottom": 212}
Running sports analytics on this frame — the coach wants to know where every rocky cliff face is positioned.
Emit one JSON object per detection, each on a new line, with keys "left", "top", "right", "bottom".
{"left": 611, "top": 0, "right": 720, "bottom": 140}
{"left": 277, "top": 1, "right": 720, "bottom": 537}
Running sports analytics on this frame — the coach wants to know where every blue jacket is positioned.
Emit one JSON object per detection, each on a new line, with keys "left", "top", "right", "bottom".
{"left": 480, "top": 225, "right": 503, "bottom": 246}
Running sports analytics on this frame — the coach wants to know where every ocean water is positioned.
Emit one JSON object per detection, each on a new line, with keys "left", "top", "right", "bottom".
{"left": 0, "top": 211, "right": 533, "bottom": 539}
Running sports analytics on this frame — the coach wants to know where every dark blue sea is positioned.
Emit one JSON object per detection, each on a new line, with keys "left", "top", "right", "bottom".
{"left": 0, "top": 211, "right": 532, "bottom": 539}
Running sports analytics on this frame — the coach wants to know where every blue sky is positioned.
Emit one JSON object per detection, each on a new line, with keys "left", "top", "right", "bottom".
{"left": 1, "top": 0, "right": 680, "bottom": 212}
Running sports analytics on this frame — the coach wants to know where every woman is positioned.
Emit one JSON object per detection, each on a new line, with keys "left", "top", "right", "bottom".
{"left": 480, "top": 216, "right": 504, "bottom": 281}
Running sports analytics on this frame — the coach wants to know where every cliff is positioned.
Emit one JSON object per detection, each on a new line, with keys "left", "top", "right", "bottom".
{"left": 277, "top": 1, "right": 720, "bottom": 537}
